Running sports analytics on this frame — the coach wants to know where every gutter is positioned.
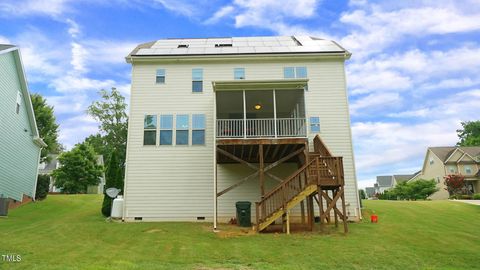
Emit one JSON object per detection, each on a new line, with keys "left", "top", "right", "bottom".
{"left": 34, "top": 137, "right": 48, "bottom": 148}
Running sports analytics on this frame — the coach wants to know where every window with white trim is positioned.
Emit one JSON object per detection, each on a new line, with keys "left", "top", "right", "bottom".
{"left": 156, "top": 69, "right": 165, "bottom": 84}
{"left": 160, "top": 115, "right": 173, "bottom": 145}
{"left": 192, "top": 114, "right": 206, "bottom": 145}
{"left": 192, "top": 68, "right": 203, "bottom": 92}
{"left": 234, "top": 68, "right": 245, "bottom": 80}
{"left": 465, "top": 165, "right": 472, "bottom": 175}
{"left": 176, "top": 114, "right": 189, "bottom": 145}
{"left": 447, "top": 165, "right": 457, "bottom": 174}
{"left": 143, "top": 115, "right": 157, "bottom": 145}
{"left": 284, "top": 67, "right": 307, "bottom": 79}
{"left": 310, "top": 117, "right": 320, "bottom": 133}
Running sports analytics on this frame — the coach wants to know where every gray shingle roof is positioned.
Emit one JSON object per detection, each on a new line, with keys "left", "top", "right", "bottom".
{"left": 393, "top": 174, "right": 412, "bottom": 183}
{"left": 127, "top": 36, "right": 349, "bottom": 57}
{"left": 376, "top": 176, "right": 393, "bottom": 187}
{"left": 365, "top": 187, "right": 376, "bottom": 197}
{"left": 429, "top": 146, "right": 480, "bottom": 162}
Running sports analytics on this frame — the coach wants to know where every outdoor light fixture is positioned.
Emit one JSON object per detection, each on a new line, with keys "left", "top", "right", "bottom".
{"left": 254, "top": 103, "right": 262, "bottom": 110}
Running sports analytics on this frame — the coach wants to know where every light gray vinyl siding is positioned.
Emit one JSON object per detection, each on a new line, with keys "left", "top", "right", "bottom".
{"left": 0, "top": 51, "right": 41, "bottom": 201}
{"left": 124, "top": 58, "right": 360, "bottom": 221}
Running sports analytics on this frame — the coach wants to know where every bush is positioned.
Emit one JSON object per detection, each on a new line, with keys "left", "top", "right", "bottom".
{"left": 473, "top": 194, "right": 480, "bottom": 200}
{"left": 35, "top": 175, "right": 50, "bottom": 200}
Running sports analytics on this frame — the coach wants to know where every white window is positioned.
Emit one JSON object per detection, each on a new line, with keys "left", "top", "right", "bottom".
{"left": 160, "top": 115, "right": 173, "bottom": 145}
{"left": 448, "top": 165, "right": 457, "bottom": 174}
{"left": 234, "top": 68, "right": 245, "bottom": 80}
{"left": 16, "top": 91, "right": 22, "bottom": 114}
{"left": 192, "top": 68, "right": 203, "bottom": 92}
{"left": 429, "top": 158, "right": 434, "bottom": 165}
{"left": 284, "top": 67, "right": 307, "bottom": 79}
{"left": 465, "top": 165, "right": 472, "bottom": 175}
{"left": 143, "top": 115, "right": 157, "bottom": 145}
{"left": 156, "top": 69, "right": 165, "bottom": 84}
{"left": 176, "top": 114, "right": 189, "bottom": 145}
{"left": 310, "top": 117, "right": 320, "bottom": 133}
{"left": 192, "top": 114, "right": 206, "bottom": 145}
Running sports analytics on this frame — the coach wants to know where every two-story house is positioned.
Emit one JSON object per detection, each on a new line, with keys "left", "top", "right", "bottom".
{"left": 409, "top": 146, "right": 480, "bottom": 199}
{"left": 123, "top": 36, "right": 360, "bottom": 232}
{"left": 0, "top": 45, "right": 46, "bottom": 209}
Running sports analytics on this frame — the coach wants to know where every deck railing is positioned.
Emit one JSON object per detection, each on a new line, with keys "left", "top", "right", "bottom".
{"left": 216, "top": 118, "right": 306, "bottom": 138}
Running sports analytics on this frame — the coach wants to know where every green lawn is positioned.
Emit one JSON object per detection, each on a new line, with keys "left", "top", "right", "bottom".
{"left": 1, "top": 195, "right": 479, "bottom": 270}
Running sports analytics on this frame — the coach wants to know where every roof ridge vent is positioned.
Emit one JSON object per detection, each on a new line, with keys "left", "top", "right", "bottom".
{"left": 215, "top": 43, "right": 233, "bottom": 47}
{"left": 178, "top": 44, "right": 189, "bottom": 48}
{"left": 291, "top": 36, "right": 302, "bottom": 46}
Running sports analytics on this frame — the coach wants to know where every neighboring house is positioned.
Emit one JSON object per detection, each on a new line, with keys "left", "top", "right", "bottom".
{"left": 123, "top": 36, "right": 360, "bottom": 230}
{"left": 367, "top": 174, "right": 415, "bottom": 197}
{"left": 0, "top": 44, "right": 46, "bottom": 207}
{"left": 365, "top": 187, "right": 376, "bottom": 198}
{"left": 375, "top": 176, "right": 394, "bottom": 194}
{"left": 409, "top": 146, "right": 480, "bottom": 200}
{"left": 38, "top": 154, "right": 106, "bottom": 194}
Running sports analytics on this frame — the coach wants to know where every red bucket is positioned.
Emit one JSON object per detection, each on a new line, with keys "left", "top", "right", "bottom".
{"left": 371, "top": 214, "right": 378, "bottom": 223}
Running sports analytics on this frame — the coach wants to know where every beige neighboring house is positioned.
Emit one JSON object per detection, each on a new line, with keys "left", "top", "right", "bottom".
{"left": 39, "top": 154, "right": 106, "bottom": 194}
{"left": 409, "top": 146, "right": 480, "bottom": 199}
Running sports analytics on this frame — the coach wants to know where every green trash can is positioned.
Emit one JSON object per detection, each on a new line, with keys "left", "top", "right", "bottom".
{"left": 0, "top": 196, "right": 9, "bottom": 217}
{"left": 235, "top": 201, "right": 251, "bottom": 227}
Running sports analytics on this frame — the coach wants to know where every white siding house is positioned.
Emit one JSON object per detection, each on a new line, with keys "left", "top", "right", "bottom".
{"left": 123, "top": 36, "right": 360, "bottom": 230}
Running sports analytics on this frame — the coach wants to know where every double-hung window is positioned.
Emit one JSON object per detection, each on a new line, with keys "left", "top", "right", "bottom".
{"left": 310, "top": 117, "right": 320, "bottom": 133}
{"left": 160, "top": 115, "right": 173, "bottom": 145}
{"left": 143, "top": 115, "right": 157, "bottom": 145}
{"left": 234, "top": 68, "right": 245, "bottom": 80}
{"left": 176, "top": 114, "right": 189, "bottom": 145}
{"left": 465, "top": 165, "right": 472, "bottom": 175}
{"left": 284, "top": 66, "right": 307, "bottom": 78}
{"left": 192, "top": 114, "right": 206, "bottom": 145}
{"left": 156, "top": 69, "right": 165, "bottom": 84}
{"left": 192, "top": 68, "right": 203, "bottom": 92}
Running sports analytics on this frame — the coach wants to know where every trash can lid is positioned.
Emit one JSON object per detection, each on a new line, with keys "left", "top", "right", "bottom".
{"left": 235, "top": 201, "right": 252, "bottom": 207}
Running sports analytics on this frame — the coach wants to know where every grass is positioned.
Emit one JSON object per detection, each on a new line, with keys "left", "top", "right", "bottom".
{"left": 1, "top": 195, "right": 479, "bottom": 270}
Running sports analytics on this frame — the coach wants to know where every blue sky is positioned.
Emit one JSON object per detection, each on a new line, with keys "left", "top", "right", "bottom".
{"left": 1, "top": 0, "right": 479, "bottom": 188}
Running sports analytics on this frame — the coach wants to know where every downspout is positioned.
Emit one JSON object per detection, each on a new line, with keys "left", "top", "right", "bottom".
{"left": 32, "top": 147, "right": 42, "bottom": 201}
{"left": 213, "top": 87, "right": 218, "bottom": 231}
{"left": 122, "top": 58, "right": 135, "bottom": 221}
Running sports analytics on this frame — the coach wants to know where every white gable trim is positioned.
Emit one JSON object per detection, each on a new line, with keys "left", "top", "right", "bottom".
{"left": 444, "top": 148, "right": 463, "bottom": 164}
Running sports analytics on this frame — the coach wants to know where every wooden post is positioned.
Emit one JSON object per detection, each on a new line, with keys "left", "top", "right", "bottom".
{"left": 333, "top": 189, "right": 339, "bottom": 228}
{"left": 340, "top": 186, "right": 349, "bottom": 233}
{"left": 307, "top": 195, "right": 314, "bottom": 231}
{"left": 259, "top": 144, "right": 264, "bottom": 196}
{"left": 286, "top": 210, "right": 290, "bottom": 235}
{"left": 317, "top": 186, "right": 324, "bottom": 224}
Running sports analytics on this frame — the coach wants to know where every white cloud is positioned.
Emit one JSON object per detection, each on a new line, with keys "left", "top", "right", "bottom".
{"left": 204, "top": 5, "right": 234, "bottom": 24}
{"left": 340, "top": 5, "right": 480, "bottom": 57}
{"left": 0, "top": 35, "right": 11, "bottom": 44}
{"left": 70, "top": 42, "right": 88, "bottom": 73}
{"left": 50, "top": 75, "right": 116, "bottom": 93}
{"left": 0, "top": 0, "right": 72, "bottom": 17}
{"left": 350, "top": 93, "right": 401, "bottom": 115}
{"left": 66, "top": 18, "right": 80, "bottom": 38}
{"left": 153, "top": 0, "right": 197, "bottom": 17}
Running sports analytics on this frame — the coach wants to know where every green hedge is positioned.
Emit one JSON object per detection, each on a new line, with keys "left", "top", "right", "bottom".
{"left": 35, "top": 175, "right": 50, "bottom": 200}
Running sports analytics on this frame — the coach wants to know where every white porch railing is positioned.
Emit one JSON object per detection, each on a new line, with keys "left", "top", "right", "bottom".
{"left": 216, "top": 118, "right": 306, "bottom": 138}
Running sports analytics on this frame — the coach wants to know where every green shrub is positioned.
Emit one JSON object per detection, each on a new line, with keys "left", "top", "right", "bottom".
{"left": 460, "top": 195, "right": 473, "bottom": 200}
{"left": 35, "top": 175, "right": 50, "bottom": 200}
{"left": 472, "top": 194, "right": 480, "bottom": 200}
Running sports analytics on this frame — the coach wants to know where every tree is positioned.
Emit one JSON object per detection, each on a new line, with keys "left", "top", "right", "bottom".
{"left": 31, "top": 93, "right": 61, "bottom": 162}
{"left": 457, "top": 121, "right": 480, "bottom": 146}
{"left": 87, "top": 88, "right": 128, "bottom": 165}
{"left": 52, "top": 143, "right": 104, "bottom": 194}
{"left": 359, "top": 189, "right": 366, "bottom": 200}
{"left": 444, "top": 174, "right": 469, "bottom": 196}
{"left": 35, "top": 175, "right": 50, "bottom": 200}
{"left": 378, "top": 180, "right": 438, "bottom": 200}
{"left": 101, "top": 150, "right": 123, "bottom": 216}
{"left": 407, "top": 180, "right": 438, "bottom": 200}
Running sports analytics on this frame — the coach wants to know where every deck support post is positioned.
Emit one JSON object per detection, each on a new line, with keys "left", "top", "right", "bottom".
{"left": 341, "top": 186, "right": 348, "bottom": 233}
{"left": 286, "top": 210, "right": 290, "bottom": 235}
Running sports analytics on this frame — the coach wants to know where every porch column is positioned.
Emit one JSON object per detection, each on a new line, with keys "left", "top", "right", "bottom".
{"left": 242, "top": 90, "right": 247, "bottom": 139}
{"left": 273, "top": 89, "right": 277, "bottom": 138}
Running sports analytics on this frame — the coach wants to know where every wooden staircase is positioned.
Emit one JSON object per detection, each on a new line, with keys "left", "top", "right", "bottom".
{"left": 255, "top": 135, "right": 348, "bottom": 233}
